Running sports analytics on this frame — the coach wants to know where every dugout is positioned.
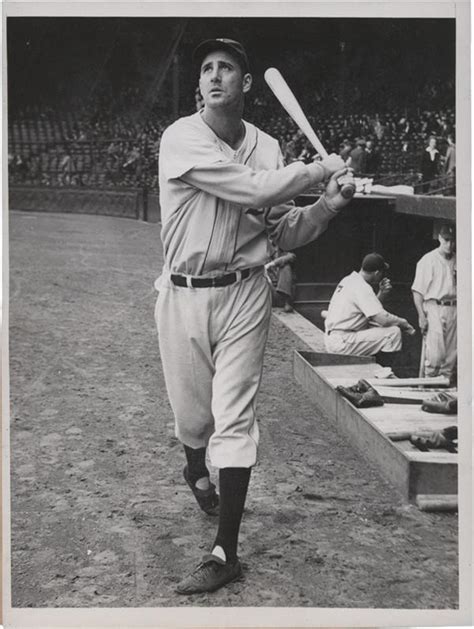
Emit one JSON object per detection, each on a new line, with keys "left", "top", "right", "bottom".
{"left": 291, "top": 192, "right": 456, "bottom": 376}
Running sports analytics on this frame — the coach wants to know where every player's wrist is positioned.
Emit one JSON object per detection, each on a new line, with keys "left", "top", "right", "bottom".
{"left": 306, "top": 161, "right": 326, "bottom": 184}
{"left": 318, "top": 193, "right": 340, "bottom": 215}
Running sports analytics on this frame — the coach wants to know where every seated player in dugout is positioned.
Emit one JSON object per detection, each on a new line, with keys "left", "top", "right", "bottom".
{"left": 323, "top": 253, "right": 416, "bottom": 366}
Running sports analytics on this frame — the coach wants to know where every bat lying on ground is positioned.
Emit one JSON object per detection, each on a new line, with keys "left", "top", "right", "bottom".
{"left": 264, "top": 67, "right": 355, "bottom": 199}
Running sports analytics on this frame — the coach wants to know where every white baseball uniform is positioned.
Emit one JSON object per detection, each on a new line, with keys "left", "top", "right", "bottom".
{"left": 411, "top": 248, "right": 457, "bottom": 377}
{"left": 324, "top": 271, "right": 402, "bottom": 356}
{"left": 155, "top": 111, "right": 340, "bottom": 468}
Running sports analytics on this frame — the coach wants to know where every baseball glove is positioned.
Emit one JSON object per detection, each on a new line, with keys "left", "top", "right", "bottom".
{"left": 421, "top": 392, "right": 457, "bottom": 415}
{"left": 337, "top": 379, "right": 384, "bottom": 408}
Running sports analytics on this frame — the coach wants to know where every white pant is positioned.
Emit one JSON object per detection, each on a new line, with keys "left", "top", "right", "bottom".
{"left": 155, "top": 269, "right": 272, "bottom": 468}
{"left": 324, "top": 325, "right": 402, "bottom": 356}
{"left": 422, "top": 301, "right": 457, "bottom": 378}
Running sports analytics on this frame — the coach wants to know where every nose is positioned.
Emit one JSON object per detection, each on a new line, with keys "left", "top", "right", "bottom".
{"left": 209, "top": 65, "right": 221, "bottom": 82}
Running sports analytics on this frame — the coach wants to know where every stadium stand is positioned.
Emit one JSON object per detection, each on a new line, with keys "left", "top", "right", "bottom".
{"left": 8, "top": 78, "right": 455, "bottom": 194}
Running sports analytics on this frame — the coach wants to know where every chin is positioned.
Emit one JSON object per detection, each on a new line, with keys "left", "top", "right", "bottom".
{"left": 205, "top": 97, "right": 224, "bottom": 107}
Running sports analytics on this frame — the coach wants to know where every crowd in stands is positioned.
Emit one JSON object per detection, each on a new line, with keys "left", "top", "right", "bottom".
{"left": 8, "top": 78, "right": 455, "bottom": 194}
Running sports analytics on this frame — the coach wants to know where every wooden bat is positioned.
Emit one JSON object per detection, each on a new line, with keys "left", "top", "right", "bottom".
{"left": 419, "top": 334, "right": 426, "bottom": 378}
{"left": 264, "top": 67, "right": 355, "bottom": 199}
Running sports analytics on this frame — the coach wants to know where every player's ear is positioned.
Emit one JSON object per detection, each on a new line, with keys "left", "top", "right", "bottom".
{"left": 242, "top": 73, "right": 252, "bottom": 94}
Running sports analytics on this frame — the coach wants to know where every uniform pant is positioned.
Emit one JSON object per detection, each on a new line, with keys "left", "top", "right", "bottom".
{"left": 276, "top": 264, "right": 294, "bottom": 301}
{"left": 155, "top": 269, "right": 272, "bottom": 468}
{"left": 422, "top": 301, "right": 457, "bottom": 378}
{"left": 324, "top": 325, "right": 402, "bottom": 356}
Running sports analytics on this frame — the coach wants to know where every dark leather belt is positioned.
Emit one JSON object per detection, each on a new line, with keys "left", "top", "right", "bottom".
{"left": 436, "top": 299, "right": 456, "bottom": 306}
{"left": 171, "top": 268, "right": 251, "bottom": 288}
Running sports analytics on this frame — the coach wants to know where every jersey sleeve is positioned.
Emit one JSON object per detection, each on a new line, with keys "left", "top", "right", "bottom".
{"left": 411, "top": 256, "right": 431, "bottom": 296}
{"left": 159, "top": 121, "right": 225, "bottom": 181}
{"left": 264, "top": 195, "right": 339, "bottom": 250}
{"left": 353, "top": 281, "right": 384, "bottom": 318}
{"left": 264, "top": 147, "right": 340, "bottom": 250}
{"left": 160, "top": 121, "right": 326, "bottom": 208}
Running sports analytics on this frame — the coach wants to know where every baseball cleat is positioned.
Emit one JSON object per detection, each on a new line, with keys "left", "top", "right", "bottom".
{"left": 176, "top": 554, "right": 243, "bottom": 594}
{"left": 183, "top": 465, "right": 219, "bottom": 515}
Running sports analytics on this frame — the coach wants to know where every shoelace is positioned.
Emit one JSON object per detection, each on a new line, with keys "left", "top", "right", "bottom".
{"left": 190, "top": 557, "right": 225, "bottom": 581}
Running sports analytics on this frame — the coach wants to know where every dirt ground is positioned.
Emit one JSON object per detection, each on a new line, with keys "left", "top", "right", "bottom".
{"left": 8, "top": 210, "right": 458, "bottom": 609}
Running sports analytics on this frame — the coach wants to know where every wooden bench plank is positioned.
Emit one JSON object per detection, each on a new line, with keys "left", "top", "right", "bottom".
{"left": 416, "top": 494, "right": 458, "bottom": 511}
{"left": 293, "top": 351, "right": 458, "bottom": 503}
{"left": 327, "top": 377, "right": 451, "bottom": 388}
{"left": 317, "top": 364, "right": 381, "bottom": 380}
{"left": 361, "top": 405, "right": 457, "bottom": 435}
{"left": 331, "top": 376, "right": 448, "bottom": 386}
{"left": 395, "top": 439, "right": 457, "bottom": 462}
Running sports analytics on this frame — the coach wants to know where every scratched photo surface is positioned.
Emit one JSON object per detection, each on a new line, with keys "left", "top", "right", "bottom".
{"left": 7, "top": 16, "right": 459, "bottom": 609}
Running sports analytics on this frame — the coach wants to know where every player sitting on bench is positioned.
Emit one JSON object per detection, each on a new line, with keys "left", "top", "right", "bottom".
{"left": 323, "top": 253, "right": 415, "bottom": 366}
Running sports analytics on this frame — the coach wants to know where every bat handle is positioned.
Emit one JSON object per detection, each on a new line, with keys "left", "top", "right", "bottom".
{"left": 338, "top": 178, "right": 356, "bottom": 199}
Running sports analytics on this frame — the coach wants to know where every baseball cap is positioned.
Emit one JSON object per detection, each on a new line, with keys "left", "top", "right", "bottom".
{"left": 193, "top": 38, "right": 250, "bottom": 73}
{"left": 438, "top": 223, "right": 456, "bottom": 240}
{"left": 361, "top": 253, "right": 390, "bottom": 273}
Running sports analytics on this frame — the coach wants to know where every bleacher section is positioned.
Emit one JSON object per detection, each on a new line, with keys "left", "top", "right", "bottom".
{"left": 8, "top": 89, "right": 455, "bottom": 192}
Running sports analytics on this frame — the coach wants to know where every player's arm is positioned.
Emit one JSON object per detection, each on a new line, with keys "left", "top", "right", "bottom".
{"left": 410, "top": 258, "right": 430, "bottom": 334}
{"left": 370, "top": 310, "right": 415, "bottom": 334}
{"left": 180, "top": 155, "right": 345, "bottom": 208}
{"left": 269, "top": 252, "right": 296, "bottom": 269}
{"left": 349, "top": 281, "right": 415, "bottom": 335}
{"left": 161, "top": 125, "right": 345, "bottom": 208}
{"left": 264, "top": 168, "right": 353, "bottom": 250}
{"left": 412, "top": 289, "right": 428, "bottom": 334}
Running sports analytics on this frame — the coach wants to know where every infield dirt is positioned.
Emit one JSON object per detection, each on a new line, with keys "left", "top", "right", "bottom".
{"left": 8, "top": 211, "right": 458, "bottom": 608}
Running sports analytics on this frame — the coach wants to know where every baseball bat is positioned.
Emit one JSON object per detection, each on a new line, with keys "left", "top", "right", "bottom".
{"left": 419, "top": 334, "right": 426, "bottom": 378}
{"left": 264, "top": 67, "right": 355, "bottom": 199}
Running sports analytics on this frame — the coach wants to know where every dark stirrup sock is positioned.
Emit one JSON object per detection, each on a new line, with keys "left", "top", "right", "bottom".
{"left": 213, "top": 467, "right": 251, "bottom": 561}
{"left": 183, "top": 445, "right": 209, "bottom": 485}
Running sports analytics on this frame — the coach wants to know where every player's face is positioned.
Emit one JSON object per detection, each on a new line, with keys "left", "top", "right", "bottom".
{"left": 369, "top": 269, "right": 384, "bottom": 287}
{"left": 438, "top": 234, "right": 455, "bottom": 256}
{"left": 199, "top": 50, "right": 252, "bottom": 109}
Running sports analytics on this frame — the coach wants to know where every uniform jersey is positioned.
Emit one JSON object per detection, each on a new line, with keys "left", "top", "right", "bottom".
{"left": 325, "top": 271, "right": 384, "bottom": 332}
{"left": 156, "top": 111, "right": 342, "bottom": 469}
{"left": 412, "top": 247, "right": 457, "bottom": 378}
{"left": 411, "top": 249, "right": 456, "bottom": 301}
{"left": 157, "top": 111, "right": 336, "bottom": 283}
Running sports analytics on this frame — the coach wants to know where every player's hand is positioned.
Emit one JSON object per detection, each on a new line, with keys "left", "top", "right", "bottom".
{"left": 379, "top": 277, "right": 392, "bottom": 293}
{"left": 418, "top": 314, "right": 428, "bottom": 335}
{"left": 320, "top": 153, "right": 346, "bottom": 178}
{"left": 323, "top": 168, "right": 354, "bottom": 212}
{"left": 401, "top": 320, "right": 416, "bottom": 335}
{"left": 377, "top": 277, "right": 392, "bottom": 300}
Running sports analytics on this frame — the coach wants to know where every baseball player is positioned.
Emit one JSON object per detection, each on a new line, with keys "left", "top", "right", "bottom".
{"left": 324, "top": 253, "right": 415, "bottom": 362}
{"left": 155, "top": 38, "right": 353, "bottom": 594}
{"left": 412, "top": 222, "right": 456, "bottom": 379}
{"left": 265, "top": 248, "right": 297, "bottom": 312}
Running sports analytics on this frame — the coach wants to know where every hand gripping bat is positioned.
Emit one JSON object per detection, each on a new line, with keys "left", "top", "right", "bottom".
{"left": 264, "top": 67, "right": 355, "bottom": 199}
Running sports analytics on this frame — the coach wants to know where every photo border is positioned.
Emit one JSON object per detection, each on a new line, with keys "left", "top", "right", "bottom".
{"left": 2, "top": 1, "right": 471, "bottom": 627}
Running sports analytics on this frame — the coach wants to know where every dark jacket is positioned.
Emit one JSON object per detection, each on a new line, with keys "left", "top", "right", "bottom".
{"left": 421, "top": 148, "right": 440, "bottom": 181}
